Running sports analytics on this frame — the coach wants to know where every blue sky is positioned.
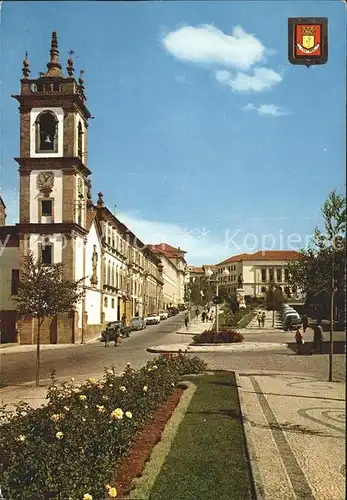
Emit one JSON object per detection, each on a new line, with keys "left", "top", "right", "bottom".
{"left": 0, "top": 1, "right": 346, "bottom": 264}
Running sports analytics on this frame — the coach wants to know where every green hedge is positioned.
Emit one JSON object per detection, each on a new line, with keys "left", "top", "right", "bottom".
{"left": 0, "top": 353, "right": 207, "bottom": 500}
{"left": 193, "top": 330, "right": 244, "bottom": 344}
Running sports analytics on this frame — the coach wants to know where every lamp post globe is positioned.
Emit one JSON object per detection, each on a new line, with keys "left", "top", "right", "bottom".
{"left": 222, "top": 268, "right": 230, "bottom": 278}
{"left": 205, "top": 267, "right": 214, "bottom": 279}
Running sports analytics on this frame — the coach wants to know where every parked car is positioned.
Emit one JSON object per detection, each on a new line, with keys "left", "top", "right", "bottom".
{"left": 159, "top": 310, "right": 169, "bottom": 320}
{"left": 130, "top": 317, "right": 147, "bottom": 331}
{"left": 168, "top": 307, "right": 179, "bottom": 316}
{"left": 100, "top": 321, "right": 130, "bottom": 343}
{"left": 283, "top": 314, "right": 302, "bottom": 331}
{"left": 178, "top": 304, "right": 186, "bottom": 311}
{"left": 144, "top": 313, "right": 160, "bottom": 325}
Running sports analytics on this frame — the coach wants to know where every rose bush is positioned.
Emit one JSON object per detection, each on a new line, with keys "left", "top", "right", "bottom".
{"left": 193, "top": 330, "right": 244, "bottom": 344}
{"left": 0, "top": 353, "right": 207, "bottom": 499}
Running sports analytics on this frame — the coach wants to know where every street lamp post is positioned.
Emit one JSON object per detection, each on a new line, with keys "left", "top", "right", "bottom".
{"left": 205, "top": 267, "right": 230, "bottom": 332}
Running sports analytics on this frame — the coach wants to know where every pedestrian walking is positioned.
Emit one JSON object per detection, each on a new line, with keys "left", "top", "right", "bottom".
{"left": 104, "top": 329, "right": 109, "bottom": 347}
{"left": 201, "top": 311, "right": 206, "bottom": 323}
{"left": 261, "top": 311, "right": 266, "bottom": 327}
{"left": 295, "top": 327, "right": 304, "bottom": 355}
{"left": 257, "top": 311, "right": 262, "bottom": 327}
{"left": 121, "top": 313, "right": 126, "bottom": 325}
{"left": 195, "top": 308, "right": 200, "bottom": 319}
{"left": 184, "top": 313, "right": 189, "bottom": 331}
{"left": 302, "top": 314, "right": 309, "bottom": 332}
{"left": 312, "top": 319, "right": 324, "bottom": 354}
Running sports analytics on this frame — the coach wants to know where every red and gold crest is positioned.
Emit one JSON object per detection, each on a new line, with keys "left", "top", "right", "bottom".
{"left": 288, "top": 18, "right": 328, "bottom": 66}
{"left": 295, "top": 25, "right": 321, "bottom": 56}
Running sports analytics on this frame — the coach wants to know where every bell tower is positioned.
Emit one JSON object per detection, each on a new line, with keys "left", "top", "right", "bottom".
{"left": 13, "top": 32, "right": 93, "bottom": 343}
{"left": 13, "top": 32, "right": 93, "bottom": 271}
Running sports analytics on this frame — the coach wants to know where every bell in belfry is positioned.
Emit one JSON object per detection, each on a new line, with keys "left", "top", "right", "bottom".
{"left": 44, "top": 134, "right": 52, "bottom": 144}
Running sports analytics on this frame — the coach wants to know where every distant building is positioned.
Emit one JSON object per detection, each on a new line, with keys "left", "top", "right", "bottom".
{"left": 149, "top": 244, "right": 187, "bottom": 308}
{"left": 216, "top": 250, "right": 302, "bottom": 298}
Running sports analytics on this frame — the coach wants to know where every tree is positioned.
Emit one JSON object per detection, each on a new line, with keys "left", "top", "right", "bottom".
{"left": 288, "top": 190, "right": 346, "bottom": 381}
{"left": 13, "top": 252, "right": 85, "bottom": 386}
{"left": 264, "top": 282, "right": 284, "bottom": 327}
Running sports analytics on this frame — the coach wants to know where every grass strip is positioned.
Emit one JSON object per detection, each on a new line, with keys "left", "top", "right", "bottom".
{"left": 129, "top": 382, "right": 197, "bottom": 499}
{"left": 150, "top": 371, "right": 253, "bottom": 500}
{"left": 238, "top": 311, "right": 257, "bottom": 328}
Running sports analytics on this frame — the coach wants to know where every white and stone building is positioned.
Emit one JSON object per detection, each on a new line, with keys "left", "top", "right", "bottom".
{"left": 216, "top": 251, "right": 302, "bottom": 298}
{"left": 0, "top": 32, "right": 164, "bottom": 344}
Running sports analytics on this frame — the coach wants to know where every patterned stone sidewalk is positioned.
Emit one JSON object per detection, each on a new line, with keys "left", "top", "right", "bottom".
{"left": 236, "top": 370, "right": 345, "bottom": 500}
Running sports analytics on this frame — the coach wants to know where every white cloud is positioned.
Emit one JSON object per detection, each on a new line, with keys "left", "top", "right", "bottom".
{"left": 117, "top": 212, "right": 229, "bottom": 265}
{"left": 162, "top": 24, "right": 281, "bottom": 93}
{"left": 162, "top": 24, "right": 266, "bottom": 70}
{"left": 215, "top": 67, "right": 281, "bottom": 92}
{"left": 243, "top": 103, "right": 289, "bottom": 116}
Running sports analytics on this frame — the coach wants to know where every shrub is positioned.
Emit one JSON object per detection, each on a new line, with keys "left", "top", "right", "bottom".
{"left": 0, "top": 354, "right": 206, "bottom": 500}
{"left": 193, "top": 330, "right": 244, "bottom": 344}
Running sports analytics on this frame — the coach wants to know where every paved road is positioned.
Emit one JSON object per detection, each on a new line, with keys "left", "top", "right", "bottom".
{"left": 0, "top": 314, "right": 187, "bottom": 386}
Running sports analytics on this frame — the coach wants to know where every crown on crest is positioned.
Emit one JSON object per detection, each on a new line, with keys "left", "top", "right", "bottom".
{"left": 301, "top": 25, "right": 316, "bottom": 36}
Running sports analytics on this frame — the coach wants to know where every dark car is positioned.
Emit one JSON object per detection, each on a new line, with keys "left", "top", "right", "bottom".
{"left": 101, "top": 321, "right": 130, "bottom": 343}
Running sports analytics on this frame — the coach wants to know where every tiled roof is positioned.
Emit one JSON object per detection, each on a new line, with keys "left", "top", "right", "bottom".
{"left": 188, "top": 266, "right": 204, "bottom": 273}
{"left": 243, "top": 250, "right": 302, "bottom": 261}
{"left": 149, "top": 243, "right": 187, "bottom": 260}
{"left": 217, "top": 250, "right": 301, "bottom": 265}
{"left": 217, "top": 253, "right": 250, "bottom": 265}
{"left": 203, "top": 264, "right": 218, "bottom": 271}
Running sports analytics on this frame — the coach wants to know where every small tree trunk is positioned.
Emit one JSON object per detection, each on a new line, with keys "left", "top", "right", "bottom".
{"left": 36, "top": 317, "right": 42, "bottom": 387}
{"left": 328, "top": 289, "right": 334, "bottom": 382}
{"left": 272, "top": 309, "right": 275, "bottom": 327}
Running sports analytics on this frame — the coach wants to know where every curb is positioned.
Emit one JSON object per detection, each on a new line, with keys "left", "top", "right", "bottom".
{"left": 129, "top": 381, "right": 197, "bottom": 498}
{"left": 235, "top": 371, "right": 265, "bottom": 500}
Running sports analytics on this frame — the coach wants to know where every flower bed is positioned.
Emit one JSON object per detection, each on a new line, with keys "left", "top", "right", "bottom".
{"left": 0, "top": 353, "right": 207, "bottom": 500}
{"left": 193, "top": 330, "right": 244, "bottom": 344}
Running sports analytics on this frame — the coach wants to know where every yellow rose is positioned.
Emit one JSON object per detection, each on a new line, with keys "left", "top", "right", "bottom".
{"left": 143, "top": 385, "right": 148, "bottom": 392}
{"left": 16, "top": 434, "right": 26, "bottom": 442}
{"left": 56, "top": 431, "right": 64, "bottom": 440}
{"left": 88, "top": 377, "right": 96, "bottom": 384}
{"left": 108, "top": 486, "right": 118, "bottom": 497}
{"left": 96, "top": 405, "right": 105, "bottom": 413}
{"left": 83, "top": 494, "right": 93, "bottom": 500}
{"left": 119, "top": 386, "right": 127, "bottom": 392}
{"left": 125, "top": 411, "right": 133, "bottom": 419}
{"left": 50, "top": 414, "right": 61, "bottom": 422}
{"left": 110, "top": 408, "right": 123, "bottom": 420}
{"left": 79, "top": 395, "right": 87, "bottom": 400}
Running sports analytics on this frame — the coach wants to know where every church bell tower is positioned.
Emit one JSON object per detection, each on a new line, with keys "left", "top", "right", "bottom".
{"left": 13, "top": 32, "right": 93, "bottom": 342}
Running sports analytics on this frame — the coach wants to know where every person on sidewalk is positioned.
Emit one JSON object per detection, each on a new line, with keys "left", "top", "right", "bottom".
{"left": 312, "top": 319, "right": 324, "bottom": 354}
{"left": 104, "top": 329, "right": 110, "bottom": 347}
{"left": 184, "top": 313, "right": 189, "bottom": 331}
{"left": 295, "top": 327, "right": 304, "bottom": 355}
{"left": 195, "top": 308, "right": 200, "bottom": 319}
{"left": 201, "top": 311, "right": 206, "bottom": 323}
{"left": 261, "top": 311, "right": 266, "bottom": 327}
{"left": 257, "top": 311, "right": 262, "bottom": 327}
{"left": 302, "top": 314, "right": 309, "bottom": 333}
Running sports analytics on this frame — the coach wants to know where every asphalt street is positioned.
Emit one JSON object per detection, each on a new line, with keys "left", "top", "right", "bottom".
{"left": 0, "top": 313, "right": 187, "bottom": 386}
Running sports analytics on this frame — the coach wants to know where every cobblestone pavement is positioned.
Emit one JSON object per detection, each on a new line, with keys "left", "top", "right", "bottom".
{"left": 236, "top": 370, "right": 345, "bottom": 500}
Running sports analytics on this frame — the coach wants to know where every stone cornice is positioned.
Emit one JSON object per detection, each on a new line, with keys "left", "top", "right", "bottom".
{"left": 15, "top": 157, "right": 91, "bottom": 177}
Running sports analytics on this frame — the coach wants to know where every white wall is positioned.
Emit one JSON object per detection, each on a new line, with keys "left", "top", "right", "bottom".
{"left": 29, "top": 170, "right": 63, "bottom": 224}
{"left": 28, "top": 233, "right": 63, "bottom": 263}
{"left": 0, "top": 247, "right": 19, "bottom": 310}
{"left": 85, "top": 289, "right": 101, "bottom": 325}
{"left": 30, "top": 107, "right": 64, "bottom": 158}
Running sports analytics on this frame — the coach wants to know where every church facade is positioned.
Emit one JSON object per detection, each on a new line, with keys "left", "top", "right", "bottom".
{"left": 0, "top": 32, "right": 172, "bottom": 344}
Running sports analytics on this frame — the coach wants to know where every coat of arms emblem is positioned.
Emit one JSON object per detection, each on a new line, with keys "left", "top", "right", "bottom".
{"left": 288, "top": 18, "right": 328, "bottom": 66}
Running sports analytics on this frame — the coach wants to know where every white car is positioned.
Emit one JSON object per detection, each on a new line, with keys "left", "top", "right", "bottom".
{"left": 159, "top": 311, "right": 169, "bottom": 320}
{"left": 144, "top": 313, "right": 160, "bottom": 325}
